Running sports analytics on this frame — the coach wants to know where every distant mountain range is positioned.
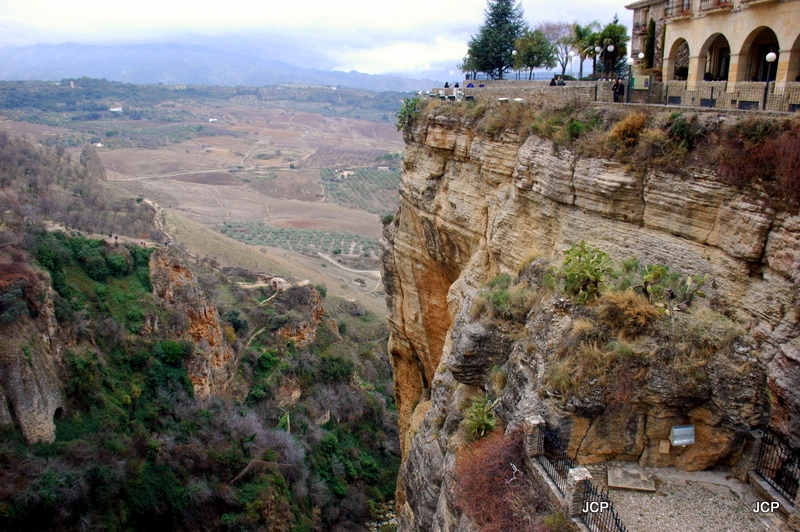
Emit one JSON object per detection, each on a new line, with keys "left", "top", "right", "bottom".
{"left": 0, "top": 43, "right": 439, "bottom": 92}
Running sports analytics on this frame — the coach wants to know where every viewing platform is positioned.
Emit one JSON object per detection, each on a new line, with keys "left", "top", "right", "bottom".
{"left": 425, "top": 79, "right": 800, "bottom": 113}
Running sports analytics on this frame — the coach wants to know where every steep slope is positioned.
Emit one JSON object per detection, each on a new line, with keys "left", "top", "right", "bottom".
{"left": 0, "top": 131, "right": 400, "bottom": 531}
{"left": 382, "top": 102, "right": 799, "bottom": 530}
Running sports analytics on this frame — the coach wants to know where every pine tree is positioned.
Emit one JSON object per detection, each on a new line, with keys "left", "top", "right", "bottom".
{"left": 466, "top": 0, "right": 527, "bottom": 80}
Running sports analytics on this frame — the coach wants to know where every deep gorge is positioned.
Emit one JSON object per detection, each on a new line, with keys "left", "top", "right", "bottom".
{"left": 381, "top": 99, "right": 800, "bottom": 530}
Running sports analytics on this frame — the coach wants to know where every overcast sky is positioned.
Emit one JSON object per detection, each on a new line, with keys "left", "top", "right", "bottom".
{"left": 0, "top": 0, "right": 632, "bottom": 79}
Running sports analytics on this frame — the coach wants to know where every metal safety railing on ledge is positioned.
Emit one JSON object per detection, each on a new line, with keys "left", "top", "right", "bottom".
{"left": 527, "top": 419, "right": 628, "bottom": 532}
{"left": 755, "top": 430, "right": 800, "bottom": 502}
{"left": 538, "top": 424, "right": 576, "bottom": 496}
{"left": 580, "top": 480, "right": 629, "bottom": 532}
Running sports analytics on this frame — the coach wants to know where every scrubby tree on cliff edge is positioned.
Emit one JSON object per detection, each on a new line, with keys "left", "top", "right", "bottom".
{"left": 514, "top": 29, "right": 557, "bottom": 80}
{"left": 466, "top": 0, "right": 527, "bottom": 80}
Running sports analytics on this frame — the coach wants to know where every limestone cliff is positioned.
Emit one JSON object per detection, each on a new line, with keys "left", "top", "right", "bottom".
{"left": 0, "top": 259, "right": 63, "bottom": 444}
{"left": 150, "top": 248, "right": 238, "bottom": 397}
{"left": 381, "top": 108, "right": 799, "bottom": 530}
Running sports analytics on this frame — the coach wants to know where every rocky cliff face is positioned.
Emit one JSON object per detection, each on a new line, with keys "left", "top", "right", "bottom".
{"left": 0, "top": 260, "right": 63, "bottom": 444}
{"left": 381, "top": 111, "right": 799, "bottom": 530}
{"left": 150, "top": 248, "right": 238, "bottom": 398}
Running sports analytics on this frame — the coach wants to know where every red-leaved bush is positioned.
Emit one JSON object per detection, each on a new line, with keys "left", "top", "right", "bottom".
{"left": 717, "top": 117, "right": 800, "bottom": 212}
{"left": 454, "top": 429, "right": 557, "bottom": 532}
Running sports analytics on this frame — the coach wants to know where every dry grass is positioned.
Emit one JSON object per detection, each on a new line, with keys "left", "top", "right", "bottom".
{"left": 595, "top": 290, "right": 662, "bottom": 335}
{"left": 609, "top": 112, "right": 648, "bottom": 148}
{"left": 544, "top": 294, "right": 746, "bottom": 401}
{"left": 668, "top": 306, "right": 744, "bottom": 361}
{"left": 471, "top": 282, "right": 538, "bottom": 325}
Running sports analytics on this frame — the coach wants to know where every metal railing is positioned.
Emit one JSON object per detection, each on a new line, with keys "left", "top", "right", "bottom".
{"left": 665, "top": 0, "right": 693, "bottom": 18}
{"left": 633, "top": 22, "right": 648, "bottom": 35}
{"left": 756, "top": 431, "right": 800, "bottom": 502}
{"left": 537, "top": 424, "right": 576, "bottom": 496}
{"left": 699, "top": 0, "right": 732, "bottom": 10}
{"left": 580, "top": 480, "right": 629, "bottom": 532}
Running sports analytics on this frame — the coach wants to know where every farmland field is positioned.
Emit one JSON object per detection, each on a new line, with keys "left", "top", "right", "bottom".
{"left": 219, "top": 221, "right": 380, "bottom": 257}
{"left": 321, "top": 167, "right": 401, "bottom": 216}
{"left": 0, "top": 79, "right": 407, "bottom": 295}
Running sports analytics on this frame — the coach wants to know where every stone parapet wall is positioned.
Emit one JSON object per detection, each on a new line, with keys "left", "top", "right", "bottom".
{"left": 426, "top": 79, "right": 800, "bottom": 112}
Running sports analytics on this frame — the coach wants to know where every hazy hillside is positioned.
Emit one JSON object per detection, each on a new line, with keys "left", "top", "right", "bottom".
{"left": 0, "top": 43, "right": 439, "bottom": 92}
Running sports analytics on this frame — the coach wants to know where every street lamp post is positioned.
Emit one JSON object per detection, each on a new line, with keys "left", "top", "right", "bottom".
{"left": 763, "top": 51, "right": 777, "bottom": 110}
{"left": 568, "top": 50, "right": 575, "bottom": 78}
{"left": 606, "top": 44, "right": 615, "bottom": 80}
{"left": 594, "top": 45, "right": 602, "bottom": 80}
{"left": 626, "top": 56, "right": 635, "bottom": 103}
{"left": 638, "top": 52, "right": 649, "bottom": 100}
{"left": 512, "top": 49, "right": 518, "bottom": 80}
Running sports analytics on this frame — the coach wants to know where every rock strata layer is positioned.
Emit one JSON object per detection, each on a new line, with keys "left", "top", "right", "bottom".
{"left": 381, "top": 112, "right": 799, "bottom": 530}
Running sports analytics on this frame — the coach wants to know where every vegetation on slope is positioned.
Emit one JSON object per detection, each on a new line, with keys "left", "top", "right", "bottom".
{"left": 469, "top": 244, "right": 749, "bottom": 407}
{"left": 415, "top": 98, "right": 800, "bottom": 211}
{"left": 0, "top": 131, "right": 399, "bottom": 530}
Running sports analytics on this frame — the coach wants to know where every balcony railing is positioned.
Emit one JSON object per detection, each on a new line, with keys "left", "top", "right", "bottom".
{"left": 633, "top": 22, "right": 648, "bottom": 35}
{"left": 665, "top": 1, "right": 693, "bottom": 19}
{"left": 740, "top": 0, "right": 777, "bottom": 4}
{"left": 699, "top": 0, "right": 732, "bottom": 11}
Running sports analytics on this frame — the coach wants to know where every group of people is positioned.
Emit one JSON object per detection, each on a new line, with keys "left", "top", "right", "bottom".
{"left": 549, "top": 76, "right": 566, "bottom": 86}
{"left": 612, "top": 79, "right": 626, "bottom": 102}
{"left": 446, "top": 81, "right": 485, "bottom": 88}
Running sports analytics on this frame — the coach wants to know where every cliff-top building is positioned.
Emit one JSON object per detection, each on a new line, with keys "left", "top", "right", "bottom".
{"left": 626, "top": 0, "right": 800, "bottom": 90}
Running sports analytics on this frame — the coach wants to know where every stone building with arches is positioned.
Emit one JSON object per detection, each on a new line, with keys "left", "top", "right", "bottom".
{"left": 626, "top": 0, "right": 800, "bottom": 109}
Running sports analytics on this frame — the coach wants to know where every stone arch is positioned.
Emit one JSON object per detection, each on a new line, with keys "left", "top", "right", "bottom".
{"left": 699, "top": 33, "right": 731, "bottom": 81}
{"left": 738, "top": 26, "right": 780, "bottom": 82}
{"left": 788, "top": 33, "right": 800, "bottom": 83}
{"left": 666, "top": 38, "right": 690, "bottom": 80}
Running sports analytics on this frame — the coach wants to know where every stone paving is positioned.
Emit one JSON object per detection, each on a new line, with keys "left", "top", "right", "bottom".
{"left": 594, "top": 463, "right": 790, "bottom": 532}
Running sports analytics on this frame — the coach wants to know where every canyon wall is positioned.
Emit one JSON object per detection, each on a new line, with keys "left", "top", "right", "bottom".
{"left": 150, "top": 248, "right": 238, "bottom": 398}
{"left": 381, "top": 109, "right": 799, "bottom": 530}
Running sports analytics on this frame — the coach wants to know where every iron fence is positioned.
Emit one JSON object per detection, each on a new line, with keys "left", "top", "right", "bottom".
{"left": 537, "top": 424, "right": 576, "bottom": 496}
{"left": 665, "top": 0, "right": 693, "bottom": 18}
{"left": 756, "top": 430, "right": 800, "bottom": 502}
{"left": 579, "top": 480, "right": 629, "bottom": 532}
{"left": 699, "top": 0, "right": 732, "bottom": 11}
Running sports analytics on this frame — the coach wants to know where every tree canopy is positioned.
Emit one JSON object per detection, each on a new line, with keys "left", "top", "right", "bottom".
{"left": 514, "top": 30, "right": 557, "bottom": 80}
{"left": 466, "top": 0, "right": 527, "bottom": 80}
{"left": 536, "top": 21, "right": 574, "bottom": 76}
{"left": 568, "top": 21, "right": 601, "bottom": 80}
{"left": 596, "top": 15, "right": 630, "bottom": 78}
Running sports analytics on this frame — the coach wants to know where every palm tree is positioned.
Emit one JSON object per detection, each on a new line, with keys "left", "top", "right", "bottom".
{"left": 597, "top": 15, "right": 629, "bottom": 78}
{"left": 570, "top": 21, "right": 600, "bottom": 80}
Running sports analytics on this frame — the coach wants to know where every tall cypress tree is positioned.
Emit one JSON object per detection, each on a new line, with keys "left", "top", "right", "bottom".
{"left": 466, "top": 0, "right": 527, "bottom": 80}
{"left": 645, "top": 19, "right": 656, "bottom": 70}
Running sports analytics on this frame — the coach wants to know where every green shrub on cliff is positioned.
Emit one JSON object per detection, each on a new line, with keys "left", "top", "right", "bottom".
{"left": 471, "top": 273, "right": 536, "bottom": 324}
{"left": 463, "top": 393, "right": 499, "bottom": 440}
{"left": 396, "top": 96, "right": 422, "bottom": 134}
{"left": 560, "top": 241, "right": 618, "bottom": 303}
{"left": 539, "top": 244, "right": 747, "bottom": 404}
